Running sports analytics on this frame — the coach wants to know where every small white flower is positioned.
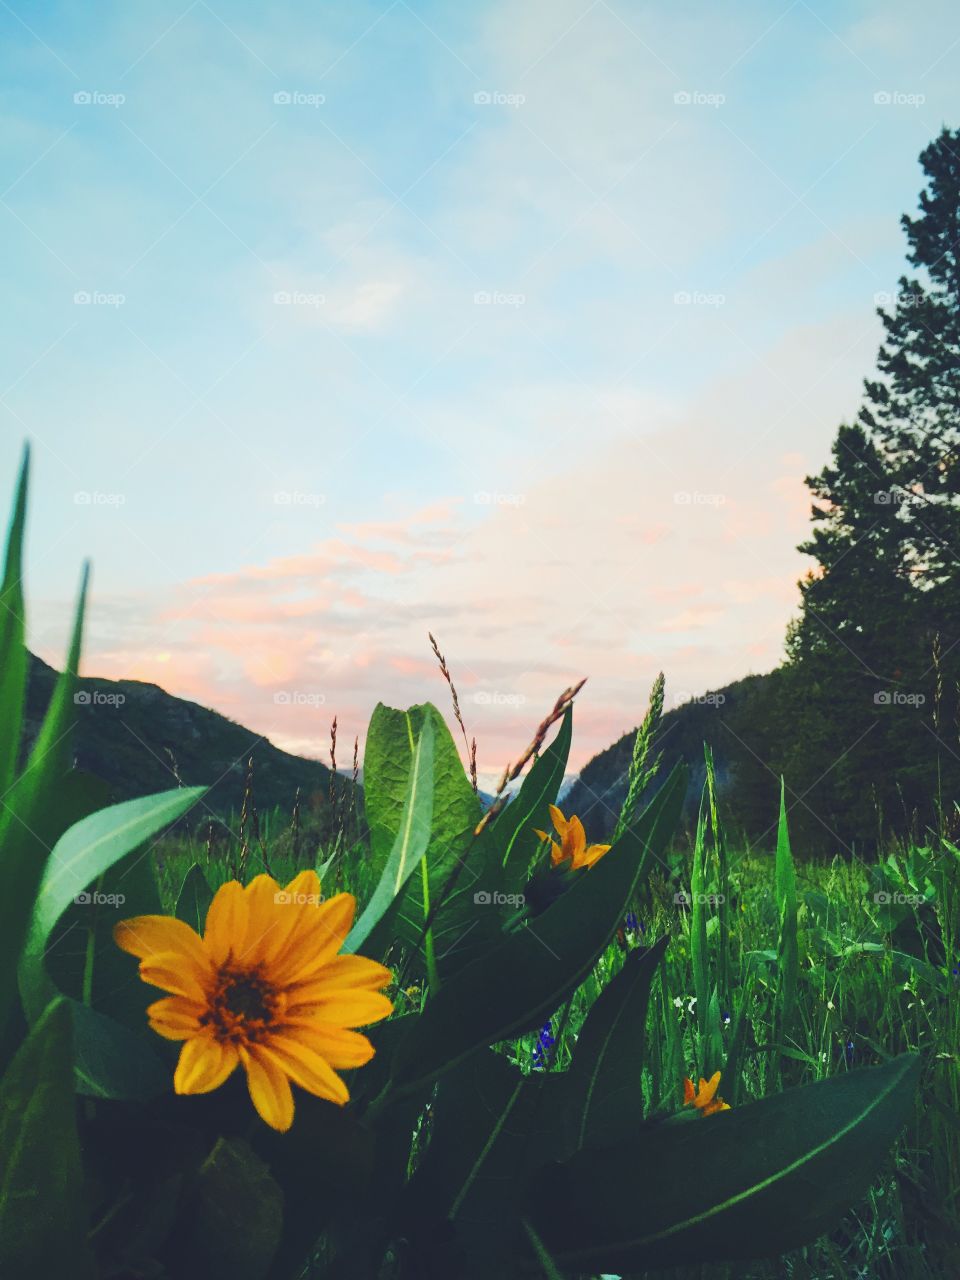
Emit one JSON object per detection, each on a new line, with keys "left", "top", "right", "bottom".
{"left": 687, "top": 997, "right": 697, "bottom": 1014}
{"left": 827, "top": 1000, "right": 835, "bottom": 1011}
{"left": 673, "top": 996, "right": 684, "bottom": 1009}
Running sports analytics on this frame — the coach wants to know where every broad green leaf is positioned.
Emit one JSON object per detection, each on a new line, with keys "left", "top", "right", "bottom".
{"left": 0, "top": 445, "right": 28, "bottom": 798}
{"left": 0, "top": 562, "right": 88, "bottom": 1040}
{"left": 69, "top": 998, "right": 170, "bottom": 1100}
{"left": 168, "top": 1137, "right": 282, "bottom": 1280}
{"left": 527, "top": 1052, "right": 920, "bottom": 1271}
{"left": 0, "top": 1000, "right": 95, "bottom": 1277}
{"left": 346, "top": 716, "right": 435, "bottom": 956}
{"left": 362, "top": 704, "right": 478, "bottom": 979}
{"left": 561, "top": 936, "right": 669, "bottom": 1155}
{"left": 254, "top": 1095, "right": 375, "bottom": 1280}
{"left": 20, "top": 786, "right": 206, "bottom": 1022}
{"left": 392, "top": 762, "right": 687, "bottom": 1093}
{"left": 409, "top": 1049, "right": 565, "bottom": 1277}
{"left": 175, "top": 862, "right": 214, "bottom": 933}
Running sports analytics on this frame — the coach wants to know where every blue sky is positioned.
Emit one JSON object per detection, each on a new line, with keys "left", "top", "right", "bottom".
{"left": 2, "top": 0, "right": 958, "bottom": 779}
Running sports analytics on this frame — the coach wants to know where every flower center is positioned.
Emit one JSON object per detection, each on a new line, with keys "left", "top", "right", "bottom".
{"left": 203, "top": 964, "right": 283, "bottom": 1044}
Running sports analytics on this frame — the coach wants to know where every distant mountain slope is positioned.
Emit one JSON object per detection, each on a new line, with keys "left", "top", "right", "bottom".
{"left": 23, "top": 653, "right": 334, "bottom": 816}
{"left": 562, "top": 672, "right": 779, "bottom": 843}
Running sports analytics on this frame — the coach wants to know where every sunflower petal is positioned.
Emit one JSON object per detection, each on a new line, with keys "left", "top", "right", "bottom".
{"left": 284, "top": 869, "right": 322, "bottom": 900}
{"left": 139, "top": 952, "right": 209, "bottom": 1000}
{"left": 242, "top": 1045, "right": 295, "bottom": 1132}
{"left": 263, "top": 1036, "right": 350, "bottom": 1104}
{"left": 113, "top": 914, "right": 209, "bottom": 972}
{"left": 581, "top": 842, "right": 612, "bottom": 868}
{"left": 701, "top": 1071, "right": 721, "bottom": 1104}
{"left": 204, "top": 879, "right": 250, "bottom": 964}
{"left": 283, "top": 1021, "right": 377, "bottom": 1069}
{"left": 565, "top": 815, "right": 587, "bottom": 860}
{"left": 271, "top": 894, "right": 356, "bottom": 983}
{"left": 286, "top": 988, "right": 394, "bottom": 1026}
{"left": 174, "top": 1037, "right": 238, "bottom": 1094}
{"left": 290, "top": 953, "right": 392, "bottom": 993}
{"left": 146, "top": 996, "right": 205, "bottom": 1040}
{"left": 547, "top": 804, "right": 569, "bottom": 838}
{"left": 548, "top": 841, "right": 567, "bottom": 866}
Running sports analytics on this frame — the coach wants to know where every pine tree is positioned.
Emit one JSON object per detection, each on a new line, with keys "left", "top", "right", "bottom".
{"left": 861, "top": 126, "right": 960, "bottom": 617}
{"left": 781, "top": 128, "right": 960, "bottom": 849}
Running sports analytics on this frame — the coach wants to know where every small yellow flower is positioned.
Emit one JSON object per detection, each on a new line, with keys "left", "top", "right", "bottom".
{"left": 114, "top": 870, "right": 393, "bottom": 1132}
{"left": 533, "top": 804, "right": 612, "bottom": 871}
{"left": 683, "top": 1070, "right": 731, "bottom": 1116}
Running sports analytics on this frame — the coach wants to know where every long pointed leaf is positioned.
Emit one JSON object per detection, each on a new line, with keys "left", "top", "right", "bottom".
{"left": 562, "top": 935, "right": 669, "bottom": 1155}
{"left": 346, "top": 717, "right": 435, "bottom": 955}
{"left": 0, "top": 562, "right": 88, "bottom": 1039}
{"left": 0, "top": 445, "right": 29, "bottom": 797}
{"left": 529, "top": 1053, "right": 920, "bottom": 1271}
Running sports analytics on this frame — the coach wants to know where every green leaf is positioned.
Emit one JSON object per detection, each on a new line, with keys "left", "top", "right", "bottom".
{"left": 69, "top": 998, "right": 170, "bottom": 1100}
{"left": 775, "top": 778, "right": 799, "bottom": 1046}
{"left": 255, "top": 1095, "right": 375, "bottom": 1280}
{"left": 527, "top": 1053, "right": 921, "bottom": 1271}
{"left": 562, "top": 936, "right": 669, "bottom": 1155}
{"left": 0, "top": 562, "right": 88, "bottom": 1041}
{"left": 0, "top": 1000, "right": 95, "bottom": 1277}
{"left": 409, "top": 1050, "right": 564, "bottom": 1277}
{"left": 0, "top": 445, "right": 29, "bottom": 799}
{"left": 360, "top": 704, "right": 477, "bottom": 980}
{"left": 428, "top": 709, "right": 577, "bottom": 977}
{"left": 492, "top": 707, "right": 572, "bottom": 888}
{"left": 346, "top": 715, "right": 436, "bottom": 956}
{"left": 175, "top": 862, "right": 214, "bottom": 933}
{"left": 393, "top": 762, "right": 687, "bottom": 1093}
{"left": 20, "top": 786, "right": 206, "bottom": 1022}
{"left": 170, "top": 1137, "right": 283, "bottom": 1280}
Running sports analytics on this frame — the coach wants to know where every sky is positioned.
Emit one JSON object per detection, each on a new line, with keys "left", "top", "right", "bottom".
{"left": 2, "top": 0, "right": 959, "bottom": 787}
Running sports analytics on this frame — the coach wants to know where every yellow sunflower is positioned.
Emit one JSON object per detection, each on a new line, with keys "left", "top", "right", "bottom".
{"left": 682, "top": 1070, "right": 731, "bottom": 1116}
{"left": 533, "top": 804, "right": 612, "bottom": 871}
{"left": 113, "top": 869, "right": 392, "bottom": 1132}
